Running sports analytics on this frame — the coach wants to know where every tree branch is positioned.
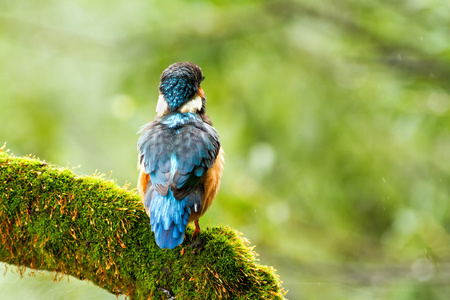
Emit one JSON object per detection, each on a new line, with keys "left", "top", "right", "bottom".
{"left": 0, "top": 147, "right": 285, "bottom": 299}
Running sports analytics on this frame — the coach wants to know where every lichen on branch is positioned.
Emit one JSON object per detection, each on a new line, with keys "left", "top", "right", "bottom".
{"left": 0, "top": 148, "right": 286, "bottom": 299}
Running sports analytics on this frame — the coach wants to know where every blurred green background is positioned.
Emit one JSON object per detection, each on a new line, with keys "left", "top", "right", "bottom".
{"left": 1, "top": 0, "right": 450, "bottom": 299}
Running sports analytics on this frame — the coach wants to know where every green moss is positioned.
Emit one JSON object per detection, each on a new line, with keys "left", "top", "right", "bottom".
{"left": 0, "top": 148, "right": 286, "bottom": 299}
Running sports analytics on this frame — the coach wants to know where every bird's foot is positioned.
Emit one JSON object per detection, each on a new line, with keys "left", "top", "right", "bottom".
{"left": 192, "top": 220, "right": 200, "bottom": 239}
{"left": 189, "top": 220, "right": 205, "bottom": 251}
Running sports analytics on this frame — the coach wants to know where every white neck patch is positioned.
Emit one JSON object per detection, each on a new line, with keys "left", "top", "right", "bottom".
{"left": 155, "top": 93, "right": 203, "bottom": 116}
{"left": 179, "top": 94, "right": 203, "bottom": 113}
{"left": 156, "top": 94, "right": 169, "bottom": 117}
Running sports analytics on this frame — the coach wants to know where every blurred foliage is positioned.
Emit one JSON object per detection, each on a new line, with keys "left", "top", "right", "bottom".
{"left": 0, "top": 0, "right": 449, "bottom": 299}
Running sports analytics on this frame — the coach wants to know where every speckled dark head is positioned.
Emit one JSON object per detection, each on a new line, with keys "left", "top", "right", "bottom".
{"left": 159, "top": 62, "right": 204, "bottom": 111}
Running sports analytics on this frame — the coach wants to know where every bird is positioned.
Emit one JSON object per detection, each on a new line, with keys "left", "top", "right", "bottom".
{"left": 137, "top": 62, "right": 224, "bottom": 249}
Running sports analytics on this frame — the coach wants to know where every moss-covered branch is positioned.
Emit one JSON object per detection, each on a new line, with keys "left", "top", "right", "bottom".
{"left": 0, "top": 148, "right": 285, "bottom": 299}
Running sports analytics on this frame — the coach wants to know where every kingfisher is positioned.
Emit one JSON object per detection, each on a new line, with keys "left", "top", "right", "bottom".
{"left": 137, "top": 62, "right": 224, "bottom": 249}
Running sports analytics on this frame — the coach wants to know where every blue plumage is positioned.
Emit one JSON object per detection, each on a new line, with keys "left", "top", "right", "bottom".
{"left": 147, "top": 189, "right": 190, "bottom": 249}
{"left": 138, "top": 112, "right": 220, "bottom": 249}
{"left": 160, "top": 77, "right": 197, "bottom": 111}
{"left": 161, "top": 112, "right": 198, "bottom": 129}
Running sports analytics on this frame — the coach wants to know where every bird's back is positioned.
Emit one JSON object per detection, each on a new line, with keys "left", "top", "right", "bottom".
{"left": 138, "top": 112, "right": 220, "bottom": 248}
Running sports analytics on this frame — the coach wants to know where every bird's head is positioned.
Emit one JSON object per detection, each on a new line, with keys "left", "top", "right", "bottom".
{"left": 156, "top": 62, "right": 205, "bottom": 116}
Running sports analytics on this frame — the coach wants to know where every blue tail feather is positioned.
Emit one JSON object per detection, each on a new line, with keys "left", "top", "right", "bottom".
{"left": 148, "top": 189, "right": 190, "bottom": 249}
